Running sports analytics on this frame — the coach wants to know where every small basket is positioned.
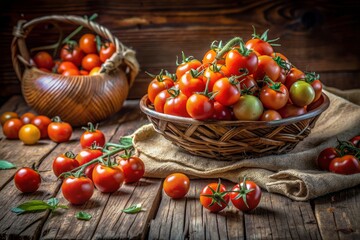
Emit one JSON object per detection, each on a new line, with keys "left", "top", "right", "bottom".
{"left": 140, "top": 93, "right": 330, "bottom": 160}
{"left": 11, "top": 15, "right": 139, "bottom": 126}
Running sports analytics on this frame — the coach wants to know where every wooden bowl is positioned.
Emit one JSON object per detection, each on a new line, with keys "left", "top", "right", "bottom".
{"left": 140, "top": 93, "right": 330, "bottom": 160}
{"left": 11, "top": 15, "right": 139, "bottom": 126}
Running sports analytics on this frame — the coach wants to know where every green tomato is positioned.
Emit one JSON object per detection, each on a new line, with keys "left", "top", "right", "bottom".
{"left": 290, "top": 81, "right": 315, "bottom": 107}
{"left": 233, "top": 95, "right": 264, "bottom": 120}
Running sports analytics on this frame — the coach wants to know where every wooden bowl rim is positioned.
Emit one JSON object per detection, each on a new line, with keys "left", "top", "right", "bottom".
{"left": 139, "top": 92, "right": 330, "bottom": 127}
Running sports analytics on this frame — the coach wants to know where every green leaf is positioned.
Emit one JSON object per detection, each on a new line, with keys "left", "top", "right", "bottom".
{"left": 75, "top": 211, "right": 92, "bottom": 221}
{"left": 46, "top": 198, "right": 59, "bottom": 208}
{"left": 0, "top": 160, "right": 16, "bottom": 170}
{"left": 119, "top": 137, "right": 133, "bottom": 148}
{"left": 122, "top": 204, "right": 143, "bottom": 214}
{"left": 11, "top": 198, "right": 67, "bottom": 215}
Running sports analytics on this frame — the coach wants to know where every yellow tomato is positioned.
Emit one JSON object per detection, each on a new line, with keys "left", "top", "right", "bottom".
{"left": 19, "top": 124, "right": 41, "bottom": 145}
{"left": 89, "top": 67, "right": 101, "bottom": 76}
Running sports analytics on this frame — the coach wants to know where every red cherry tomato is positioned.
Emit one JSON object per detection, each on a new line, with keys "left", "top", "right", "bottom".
{"left": 230, "top": 178, "right": 262, "bottom": 212}
{"left": 119, "top": 155, "right": 145, "bottom": 183}
{"left": 245, "top": 28, "right": 278, "bottom": 56}
{"left": 14, "top": 167, "right": 41, "bottom": 193}
{"left": 316, "top": 148, "right": 339, "bottom": 171}
{"left": 81, "top": 54, "right": 102, "bottom": 71}
{"left": 33, "top": 51, "right": 54, "bottom": 70}
{"left": 186, "top": 93, "right": 214, "bottom": 120}
{"left": 164, "top": 89, "right": 190, "bottom": 117}
{"left": 225, "top": 44, "right": 258, "bottom": 76}
{"left": 212, "top": 102, "right": 233, "bottom": 120}
{"left": 60, "top": 43, "right": 85, "bottom": 67}
{"left": 20, "top": 112, "right": 36, "bottom": 124}
{"left": 253, "top": 55, "right": 281, "bottom": 81}
{"left": 52, "top": 151, "right": 80, "bottom": 177}
{"left": 62, "top": 68, "right": 80, "bottom": 76}
{"left": 31, "top": 115, "right": 52, "bottom": 139}
{"left": 80, "top": 122, "right": 106, "bottom": 148}
{"left": 203, "top": 64, "right": 229, "bottom": 91}
{"left": 176, "top": 52, "right": 202, "bottom": 80}
{"left": 99, "top": 42, "right": 116, "bottom": 62}
{"left": 3, "top": 118, "right": 23, "bottom": 139}
{"left": 329, "top": 155, "right": 360, "bottom": 175}
{"left": 202, "top": 48, "right": 225, "bottom": 67}
{"left": 47, "top": 116, "right": 73, "bottom": 143}
{"left": 260, "top": 81, "right": 289, "bottom": 110}
{"left": 61, "top": 176, "right": 94, "bottom": 205}
{"left": 200, "top": 180, "right": 229, "bottom": 212}
{"left": 304, "top": 72, "right": 322, "bottom": 103}
{"left": 178, "top": 70, "right": 205, "bottom": 98}
{"left": 79, "top": 33, "right": 97, "bottom": 54}
{"left": 285, "top": 68, "right": 305, "bottom": 90}
{"left": 76, "top": 148, "right": 103, "bottom": 166}
{"left": 349, "top": 136, "right": 360, "bottom": 148}
{"left": 147, "top": 71, "right": 175, "bottom": 103}
{"left": 163, "top": 173, "right": 190, "bottom": 199}
{"left": 260, "top": 110, "right": 282, "bottom": 121}
{"left": 92, "top": 164, "right": 124, "bottom": 193}
{"left": 57, "top": 61, "right": 78, "bottom": 74}
{"left": 239, "top": 75, "right": 259, "bottom": 94}
{"left": 154, "top": 89, "right": 171, "bottom": 113}
{"left": 213, "top": 77, "right": 241, "bottom": 106}
{"left": 1, "top": 111, "right": 18, "bottom": 125}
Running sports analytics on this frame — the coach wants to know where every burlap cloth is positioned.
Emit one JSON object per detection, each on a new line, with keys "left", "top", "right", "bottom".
{"left": 133, "top": 88, "right": 360, "bottom": 201}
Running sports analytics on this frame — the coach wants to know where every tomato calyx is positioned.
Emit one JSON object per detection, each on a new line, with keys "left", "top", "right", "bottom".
{"left": 304, "top": 71, "right": 320, "bottom": 84}
{"left": 176, "top": 51, "right": 196, "bottom": 66}
{"left": 230, "top": 177, "right": 254, "bottom": 208}
{"left": 251, "top": 26, "right": 280, "bottom": 47}
{"left": 189, "top": 69, "right": 204, "bottom": 79}
{"left": 51, "top": 116, "right": 64, "bottom": 123}
{"left": 235, "top": 39, "right": 253, "bottom": 57}
{"left": 119, "top": 148, "right": 134, "bottom": 160}
{"left": 200, "top": 179, "right": 229, "bottom": 208}
{"left": 273, "top": 55, "right": 291, "bottom": 72}
{"left": 336, "top": 139, "right": 360, "bottom": 158}
{"left": 146, "top": 69, "right": 176, "bottom": 82}
{"left": 82, "top": 122, "right": 99, "bottom": 133}
{"left": 263, "top": 76, "right": 283, "bottom": 93}
{"left": 64, "top": 151, "right": 77, "bottom": 159}
{"left": 210, "top": 40, "right": 224, "bottom": 51}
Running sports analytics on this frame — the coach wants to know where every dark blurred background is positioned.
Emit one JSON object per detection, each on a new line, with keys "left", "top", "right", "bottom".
{"left": 1, "top": 0, "right": 360, "bottom": 105}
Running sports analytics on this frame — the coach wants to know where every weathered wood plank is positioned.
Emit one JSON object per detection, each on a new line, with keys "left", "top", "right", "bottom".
{"left": 314, "top": 185, "right": 360, "bottom": 240}
{"left": 149, "top": 179, "right": 245, "bottom": 240}
{"left": 245, "top": 191, "right": 321, "bottom": 240}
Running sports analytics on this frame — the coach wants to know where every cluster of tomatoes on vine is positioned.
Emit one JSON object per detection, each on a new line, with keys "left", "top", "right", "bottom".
{"left": 147, "top": 27, "right": 323, "bottom": 121}
{"left": 32, "top": 33, "right": 115, "bottom": 76}
{"left": 163, "top": 173, "right": 262, "bottom": 212}
{"left": 12, "top": 121, "right": 145, "bottom": 206}
{"left": 316, "top": 135, "right": 360, "bottom": 175}
{"left": 1, "top": 111, "right": 72, "bottom": 145}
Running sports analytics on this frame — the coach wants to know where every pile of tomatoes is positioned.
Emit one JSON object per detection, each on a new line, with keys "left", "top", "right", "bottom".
{"left": 1, "top": 111, "right": 72, "bottom": 145}
{"left": 32, "top": 33, "right": 115, "bottom": 76}
{"left": 316, "top": 135, "right": 360, "bottom": 175}
{"left": 147, "top": 28, "right": 322, "bottom": 121}
{"left": 13, "top": 122, "right": 145, "bottom": 206}
{"left": 163, "top": 173, "right": 262, "bottom": 212}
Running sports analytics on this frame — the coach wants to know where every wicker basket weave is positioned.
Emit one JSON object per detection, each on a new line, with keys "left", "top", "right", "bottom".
{"left": 140, "top": 93, "right": 330, "bottom": 160}
{"left": 11, "top": 15, "right": 139, "bottom": 126}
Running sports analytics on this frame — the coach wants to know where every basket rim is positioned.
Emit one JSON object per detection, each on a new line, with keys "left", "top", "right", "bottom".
{"left": 139, "top": 92, "right": 330, "bottom": 127}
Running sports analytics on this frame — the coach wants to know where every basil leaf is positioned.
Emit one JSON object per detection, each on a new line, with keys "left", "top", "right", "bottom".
{"left": 75, "top": 211, "right": 92, "bottom": 221}
{"left": 122, "top": 204, "right": 143, "bottom": 214}
{"left": 11, "top": 198, "right": 67, "bottom": 215}
{"left": 0, "top": 160, "right": 16, "bottom": 170}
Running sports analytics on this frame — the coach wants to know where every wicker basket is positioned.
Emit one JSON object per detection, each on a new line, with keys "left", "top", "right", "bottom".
{"left": 11, "top": 15, "right": 139, "bottom": 126}
{"left": 140, "top": 93, "right": 330, "bottom": 160}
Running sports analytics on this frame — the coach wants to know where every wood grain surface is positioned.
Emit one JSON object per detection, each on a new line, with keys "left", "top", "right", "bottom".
{"left": 0, "top": 96, "right": 359, "bottom": 239}
{"left": 0, "top": 0, "right": 360, "bottom": 105}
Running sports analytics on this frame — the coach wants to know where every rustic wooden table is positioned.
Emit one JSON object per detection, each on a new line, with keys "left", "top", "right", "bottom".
{"left": 0, "top": 96, "right": 359, "bottom": 240}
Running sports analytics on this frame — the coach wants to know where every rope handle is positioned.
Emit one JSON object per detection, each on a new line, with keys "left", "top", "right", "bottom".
{"left": 11, "top": 15, "right": 139, "bottom": 88}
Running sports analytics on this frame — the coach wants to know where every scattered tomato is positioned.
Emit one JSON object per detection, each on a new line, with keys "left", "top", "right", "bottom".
{"left": 92, "top": 164, "right": 124, "bottom": 193}
{"left": 3, "top": 118, "right": 23, "bottom": 139}
{"left": 47, "top": 116, "right": 72, "bottom": 143}
{"left": 14, "top": 167, "right": 41, "bottom": 193}
{"left": 18, "top": 124, "right": 41, "bottom": 145}
{"left": 316, "top": 148, "right": 339, "bottom": 171}
{"left": 230, "top": 178, "right": 262, "bottom": 212}
{"left": 53, "top": 151, "right": 80, "bottom": 177}
{"left": 200, "top": 180, "right": 229, "bottom": 212}
{"left": 119, "top": 155, "right": 145, "bottom": 183}
{"left": 20, "top": 112, "right": 36, "bottom": 124}
{"left": 163, "top": 173, "right": 190, "bottom": 199}
{"left": 329, "top": 155, "right": 360, "bottom": 175}
{"left": 80, "top": 122, "right": 106, "bottom": 148}
{"left": 62, "top": 176, "right": 94, "bottom": 205}
{"left": 1, "top": 111, "right": 18, "bottom": 125}
{"left": 31, "top": 115, "right": 52, "bottom": 139}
